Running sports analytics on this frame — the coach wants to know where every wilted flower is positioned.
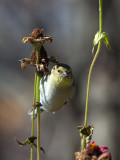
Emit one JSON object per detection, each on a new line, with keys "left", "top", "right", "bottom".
{"left": 75, "top": 141, "right": 112, "bottom": 160}
{"left": 98, "top": 146, "right": 112, "bottom": 160}
{"left": 86, "top": 141, "right": 102, "bottom": 157}
{"left": 22, "top": 28, "right": 52, "bottom": 47}
{"left": 20, "top": 29, "right": 58, "bottom": 74}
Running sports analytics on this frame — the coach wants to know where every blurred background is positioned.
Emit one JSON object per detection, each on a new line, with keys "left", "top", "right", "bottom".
{"left": 0, "top": 0, "right": 120, "bottom": 159}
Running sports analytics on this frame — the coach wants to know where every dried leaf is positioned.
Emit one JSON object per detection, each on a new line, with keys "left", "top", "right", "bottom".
{"left": 48, "top": 56, "right": 58, "bottom": 63}
{"left": 16, "top": 136, "right": 37, "bottom": 146}
{"left": 16, "top": 136, "right": 45, "bottom": 154}
{"left": 16, "top": 137, "right": 31, "bottom": 146}
{"left": 19, "top": 58, "right": 31, "bottom": 70}
{"left": 77, "top": 125, "right": 94, "bottom": 146}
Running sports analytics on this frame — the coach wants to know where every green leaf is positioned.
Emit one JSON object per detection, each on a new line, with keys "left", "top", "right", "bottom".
{"left": 92, "top": 31, "right": 111, "bottom": 54}
{"left": 103, "top": 33, "right": 112, "bottom": 50}
{"left": 93, "top": 31, "right": 102, "bottom": 46}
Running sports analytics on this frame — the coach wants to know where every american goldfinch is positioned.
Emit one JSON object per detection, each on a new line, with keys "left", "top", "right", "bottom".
{"left": 28, "top": 63, "right": 75, "bottom": 117}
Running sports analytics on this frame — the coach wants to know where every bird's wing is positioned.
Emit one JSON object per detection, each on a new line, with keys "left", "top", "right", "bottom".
{"left": 28, "top": 107, "right": 44, "bottom": 119}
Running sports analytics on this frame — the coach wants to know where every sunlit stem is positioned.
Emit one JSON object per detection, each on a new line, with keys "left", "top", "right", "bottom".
{"left": 36, "top": 46, "right": 41, "bottom": 160}
{"left": 81, "top": 41, "right": 101, "bottom": 151}
{"left": 99, "top": 0, "right": 102, "bottom": 33}
{"left": 81, "top": 0, "right": 103, "bottom": 151}
{"left": 31, "top": 73, "right": 37, "bottom": 160}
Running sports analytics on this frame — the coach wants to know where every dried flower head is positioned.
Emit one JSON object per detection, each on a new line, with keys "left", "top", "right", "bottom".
{"left": 22, "top": 28, "right": 52, "bottom": 47}
{"left": 31, "top": 28, "right": 44, "bottom": 39}
{"left": 20, "top": 29, "right": 58, "bottom": 74}
{"left": 99, "top": 146, "right": 112, "bottom": 160}
{"left": 75, "top": 141, "right": 112, "bottom": 160}
{"left": 86, "top": 141, "right": 102, "bottom": 157}
{"left": 75, "top": 151, "right": 97, "bottom": 160}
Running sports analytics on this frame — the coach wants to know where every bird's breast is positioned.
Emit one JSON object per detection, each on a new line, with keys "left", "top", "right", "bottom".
{"left": 40, "top": 78, "right": 74, "bottom": 112}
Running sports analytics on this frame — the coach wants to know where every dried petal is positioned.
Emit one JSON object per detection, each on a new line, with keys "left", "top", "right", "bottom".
{"left": 22, "top": 35, "right": 52, "bottom": 47}
{"left": 48, "top": 56, "right": 58, "bottom": 63}
{"left": 98, "top": 152, "right": 112, "bottom": 160}
{"left": 31, "top": 28, "right": 44, "bottom": 39}
{"left": 19, "top": 58, "right": 31, "bottom": 70}
{"left": 75, "top": 151, "right": 92, "bottom": 160}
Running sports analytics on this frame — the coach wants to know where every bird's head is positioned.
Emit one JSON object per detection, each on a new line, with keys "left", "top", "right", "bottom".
{"left": 50, "top": 63, "right": 73, "bottom": 87}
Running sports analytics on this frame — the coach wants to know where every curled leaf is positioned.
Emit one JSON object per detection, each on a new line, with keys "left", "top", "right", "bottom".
{"left": 92, "top": 31, "right": 111, "bottom": 54}
{"left": 19, "top": 58, "right": 31, "bottom": 70}
{"left": 40, "top": 147, "right": 45, "bottom": 154}
{"left": 16, "top": 137, "right": 32, "bottom": 146}
{"left": 103, "top": 33, "right": 112, "bottom": 50}
{"left": 16, "top": 136, "right": 45, "bottom": 154}
{"left": 77, "top": 125, "right": 94, "bottom": 146}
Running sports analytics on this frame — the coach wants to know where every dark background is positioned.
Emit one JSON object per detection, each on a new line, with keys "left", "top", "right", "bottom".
{"left": 0, "top": 0, "right": 120, "bottom": 160}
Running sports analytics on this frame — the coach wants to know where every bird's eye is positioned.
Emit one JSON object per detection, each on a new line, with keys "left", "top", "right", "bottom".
{"left": 57, "top": 69, "right": 60, "bottom": 73}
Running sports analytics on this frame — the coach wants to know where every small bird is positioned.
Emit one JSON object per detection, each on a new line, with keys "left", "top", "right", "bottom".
{"left": 28, "top": 63, "right": 75, "bottom": 118}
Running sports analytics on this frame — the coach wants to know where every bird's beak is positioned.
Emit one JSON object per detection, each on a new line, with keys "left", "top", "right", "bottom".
{"left": 61, "top": 72, "right": 68, "bottom": 77}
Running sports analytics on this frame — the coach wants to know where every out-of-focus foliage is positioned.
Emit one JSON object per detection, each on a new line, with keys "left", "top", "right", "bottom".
{"left": 0, "top": 0, "right": 120, "bottom": 160}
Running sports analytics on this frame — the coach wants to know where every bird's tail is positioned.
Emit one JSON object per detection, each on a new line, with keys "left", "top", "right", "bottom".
{"left": 28, "top": 107, "right": 44, "bottom": 119}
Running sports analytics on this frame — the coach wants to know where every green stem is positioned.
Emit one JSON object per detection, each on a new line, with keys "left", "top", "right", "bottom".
{"left": 81, "top": 0, "right": 103, "bottom": 151}
{"left": 99, "top": 0, "right": 102, "bottom": 33}
{"left": 31, "top": 73, "right": 37, "bottom": 160}
{"left": 81, "top": 41, "right": 101, "bottom": 151}
{"left": 36, "top": 72, "right": 41, "bottom": 160}
{"left": 36, "top": 47, "right": 41, "bottom": 160}
{"left": 84, "top": 42, "right": 101, "bottom": 127}
{"left": 37, "top": 106, "right": 40, "bottom": 160}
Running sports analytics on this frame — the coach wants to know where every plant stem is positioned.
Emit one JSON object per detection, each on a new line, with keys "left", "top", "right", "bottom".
{"left": 37, "top": 105, "right": 40, "bottom": 160}
{"left": 31, "top": 73, "right": 37, "bottom": 160}
{"left": 81, "top": 41, "right": 101, "bottom": 151}
{"left": 99, "top": 0, "right": 102, "bottom": 33}
{"left": 81, "top": 0, "right": 103, "bottom": 151}
{"left": 36, "top": 47, "right": 41, "bottom": 160}
{"left": 36, "top": 72, "right": 41, "bottom": 160}
{"left": 84, "top": 41, "right": 101, "bottom": 127}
